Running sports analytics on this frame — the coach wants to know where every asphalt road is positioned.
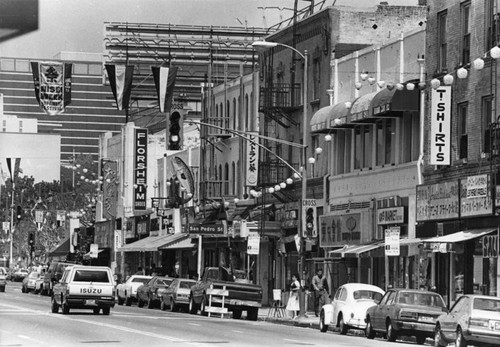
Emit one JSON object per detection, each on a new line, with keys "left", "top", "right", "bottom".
{"left": 0, "top": 281, "right": 417, "bottom": 347}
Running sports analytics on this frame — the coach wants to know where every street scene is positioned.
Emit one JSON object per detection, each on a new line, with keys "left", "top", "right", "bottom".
{"left": 1, "top": 0, "right": 500, "bottom": 346}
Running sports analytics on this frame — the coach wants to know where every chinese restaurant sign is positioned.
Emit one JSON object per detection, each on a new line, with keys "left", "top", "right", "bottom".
{"left": 134, "top": 128, "right": 148, "bottom": 210}
{"left": 245, "top": 132, "right": 258, "bottom": 187}
{"left": 460, "top": 174, "right": 492, "bottom": 217}
{"left": 416, "top": 181, "right": 459, "bottom": 221}
{"left": 319, "top": 213, "right": 361, "bottom": 248}
{"left": 430, "top": 86, "right": 451, "bottom": 165}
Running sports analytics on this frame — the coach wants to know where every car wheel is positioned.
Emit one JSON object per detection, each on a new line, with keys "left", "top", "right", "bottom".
{"left": 232, "top": 309, "right": 242, "bottom": 320}
{"left": 434, "top": 324, "right": 446, "bottom": 347}
{"left": 138, "top": 297, "right": 145, "bottom": 308}
{"left": 319, "top": 310, "right": 329, "bottom": 333}
{"left": 62, "top": 301, "right": 70, "bottom": 314}
{"left": 117, "top": 295, "right": 124, "bottom": 305}
{"left": 93, "top": 308, "right": 100, "bottom": 314}
{"left": 125, "top": 297, "right": 132, "bottom": 306}
{"left": 21, "top": 285, "right": 26, "bottom": 293}
{"left": 51, "top": 297, "right": 59, "bottom": 313}
{"left": 365, "top": 317, "right": 375, "bottom": 339}
{"left": 147, "top": 296, "right": 154, "bottom": 309}
{"left": 456, "top": 326, "right": 467, "bottom": 347}
{"left": 102, "top": 307, "right": 110, "bottom": 316}
{"left": 170, "top": 298, "right": 177, "bottom": 312}
{"left": 247, "top": 307, "right": 258, "bottom": 321}
{"left": 160, "top": 300, "right": 167, "bottom": 311}
{"left": 416, "top": 335, "right": 426, "bottom": 345}
{"left": 0, "top": 286, "right": 5, "bottom": 293}
{"left": 386, "top": 320, "right": 397, "bottom": 342}
{"left": 200, "top": 295, "right": 208, "bottom": 316}
{"left": 339, "top": 314, "right": 348, "bottom": 335}
{"left": 188, "top": 296, "right": 197, "bottom": 314}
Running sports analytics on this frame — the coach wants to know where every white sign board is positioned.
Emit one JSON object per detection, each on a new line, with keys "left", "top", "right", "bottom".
{"left": 35, "top": 210, "right": 44, "bottom": 223}
{"left": 430, "top": 86, "right": 451, "bottom": 165}
{"left": 89, "top": 243, "right": 98, "bottom": 258}
{"left": 245, "top": 132, "right": 259, "bottom": 186}
{"left": 247, "top": 233, "right": 260, "bottom": 255}
{"left": 384, "top": 227, "right": 400, "bottom": 256}
{"left": 2, "top": 222, "right": 9, "bottom": 232}
{"left": 114, "top": 230, "right": 122, "bottom": 250}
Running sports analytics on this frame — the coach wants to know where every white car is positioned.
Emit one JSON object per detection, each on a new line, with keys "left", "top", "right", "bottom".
{"left": 319, "top": 283, "right": 385, "bottom": 335}
{"left": 116, "top": 275, "right": 152, "bottom": 306}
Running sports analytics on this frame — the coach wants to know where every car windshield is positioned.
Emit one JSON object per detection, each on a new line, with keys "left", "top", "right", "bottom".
{"left": 397, "top": 292, "right": 446, "bottom": 308}
{"left": 157, "top": 279, "right": 173, "bottom": 286}
{"left": 29, "top": 272, "right": 39, "bottom": 278}
{"left": 353, "top": 290, "right": 383, "bottom": 302}
{"left": 132, "top": 278, "right": 150, "bottom": 284}
{"left": 179, "top": 281, "right": 194, "bottom": 289}
{"left": 73, "top": 270, "right": 110, "bottom": 282}
{"left": 473, "top": 298, "right": 500, "bottom": 312}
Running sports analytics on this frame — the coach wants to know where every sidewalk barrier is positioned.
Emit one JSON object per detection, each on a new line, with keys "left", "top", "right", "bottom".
{"left": 266, "top": 289, "right": 286, "bottom": 320}
{"left": 205, "top": 284, "right": 228, "bottom": 318}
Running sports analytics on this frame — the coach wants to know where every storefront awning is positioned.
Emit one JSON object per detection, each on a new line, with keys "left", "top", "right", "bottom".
{"left": 310, "top": 102, "right": 352, "bottom": 133}
{"left": 159, "top": 235, "right": 194, "bottom": 249}
{"left": 49, "top": 237, "right": 70, "bottom": 257}
{"left": 349, "top": 91, "right": 378, "bottom": 123}
{"left": 117, "top": 233, "right": 185, "bottom": 252}
{"left": 329, "top": 241, "right": 384, "bottom": 258}
{"left": 422, "top": 228, "right": 497, "bottom": 244}
{"left": 371, "top": 87, "right": 419, "bottom": 116}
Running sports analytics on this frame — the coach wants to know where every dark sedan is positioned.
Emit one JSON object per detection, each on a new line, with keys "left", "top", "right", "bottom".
{"left": 435, "top": 294, "right": 500, "bottom": 347}
{"left": 365, "top": 288, "right": 447, "bottom": 344}
{"left": 136, "top": 276, "right": 174, "bottom": 309}
{"left": 160, "top": 278, "right": 196, "bottom": 312}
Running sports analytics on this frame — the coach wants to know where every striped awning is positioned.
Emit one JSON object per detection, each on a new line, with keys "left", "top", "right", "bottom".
{"left": 329, "top": 241, "right": 384, "bottom": 258}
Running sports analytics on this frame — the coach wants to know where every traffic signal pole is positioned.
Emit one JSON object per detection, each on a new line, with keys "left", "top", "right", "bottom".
{"left": 9, "top": 182, "right": 15, "bottom": 268}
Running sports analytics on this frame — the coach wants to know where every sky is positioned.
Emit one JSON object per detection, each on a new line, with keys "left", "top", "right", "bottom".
{"left": 0, "top": 0, "right": 419, "bottom": 59}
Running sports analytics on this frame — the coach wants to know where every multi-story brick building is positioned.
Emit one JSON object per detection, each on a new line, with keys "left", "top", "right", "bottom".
{"left": 420, "top": 0, "right": 500, "bottom": 305}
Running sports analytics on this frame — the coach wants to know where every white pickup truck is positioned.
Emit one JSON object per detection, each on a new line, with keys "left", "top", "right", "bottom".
{"left": 51, "top": 265, "right": 115, "bottom": 315}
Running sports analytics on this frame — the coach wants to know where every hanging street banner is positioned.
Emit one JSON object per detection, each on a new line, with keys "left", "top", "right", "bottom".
{"left": 430, "top": 86, "right": 451, "bottom": 165}
{"left": 31, "top": 61, "right": 72, "bottom": 115}
{"left": 245, "top": 132, "right": 259, "bottom": 187}
{"left": 134, "top": 128, "right": 148, "bottom": 210}
{"left": 151, "top": 66, "right": 178, "bottom": 113}
{"left": 105, "top": 64, "right": 134, "bottom": 111}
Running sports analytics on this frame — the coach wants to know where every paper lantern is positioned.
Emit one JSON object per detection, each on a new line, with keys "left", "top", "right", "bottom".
{"left": 286, "top": 178, "right": 293, "bottom": 185}
{"left": 386, "top": 83, "right": 395, "bottom": 91}
{"left": 308, "top": 157, "right": 316, "bottom": 164}
{"left": 443, "top": 74, "right": 454, "bottom": 85}
{"left": 325, "top": 134, "right": 332, "bottom": 141}
{"left": 344, "top": 101, "right": 352, "bottom": 109}
{"left": 377, "top": 80, "right": 386, "bottom": 88}
{"left": 233, "top": 198, "right": 240, "bottom": 204}
{"left": 274, "top": 185, "right": 281, "bottom": 192}
{"left": 293, "top": 173, "right": 300, "bottom": 179}
{"left": 280, "top": 182, "right": 286, "bottom": 189}
{"left": 473, "top": 58, "right": 484, "bottom": 70}
{"left": 457, "top": 67, "right": 468, "bottom": 79}
{"left": 360, "top": 72, "right": 368, "bottom": 81}
{"left": 396, "top": 83, "right": 404, "bottom": 91}
{"left": 418, "top": 82, "right": 426, "bottom": 90}
{"left": 367, "top": 77, "right": 376, "bottom": 85}
{"left": 491, "top": 46, "right": 500, "bottom": 59}
{"left": 406, "top": 83, "right": 415, "bottom": 91}
{"left": 333, "top": 118, "right": 343, "bottom": 126}
{"left": 268, "top": 188, "right": 275, "bottom": 194}
{"left": 355, "top": 82, "right": 363, "bottom": 90}
{"left": 430, "top": 79, "right": 441, "bottom": 89}
{"left": 315, "top": 147, "right": 323, "bottom": 154}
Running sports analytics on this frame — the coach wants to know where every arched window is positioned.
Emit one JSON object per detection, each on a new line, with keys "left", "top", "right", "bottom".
{"left": 226, "top": 100, "right": 230, "bottom": 129}
{"left": 224, "top": 163, "right": 229, "bottom": 195}
{"left": 218, "top": 164, "right": 223, "bottom": 195}
{"left": 232, "top": 162, "right": 236, "bottom": 195}
{"left": 245, "top": 94, "right": 249, "bottom": 129}
{"left": 232, "top": 98, "right": 237, "bottom": 131}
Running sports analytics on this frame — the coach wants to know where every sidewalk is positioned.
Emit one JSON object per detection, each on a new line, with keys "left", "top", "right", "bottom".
{"left": 258, "top": 306, "right": 321, "bottom": 329}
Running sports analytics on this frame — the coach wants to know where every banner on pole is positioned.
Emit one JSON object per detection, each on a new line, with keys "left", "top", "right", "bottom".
{"left": 31, "top": 61, "right": 72, "bottom": 115}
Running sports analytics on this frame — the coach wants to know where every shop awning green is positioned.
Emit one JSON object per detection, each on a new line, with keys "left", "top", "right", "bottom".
{"left": 371, "top": 87, "right": 419, "bottom": 116}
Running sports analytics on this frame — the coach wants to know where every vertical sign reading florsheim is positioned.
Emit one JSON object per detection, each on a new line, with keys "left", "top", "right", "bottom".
{"left": 430, "top": 86, "right": 451, "bottom": 165}
{"left": 246, "top": 132, "right": 259, "bottom": 187}
{"left": 134, "top": 128, "right": 148, "bottom": 210}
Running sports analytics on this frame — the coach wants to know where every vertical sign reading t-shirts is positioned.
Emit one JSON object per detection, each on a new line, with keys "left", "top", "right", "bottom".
{"left": 246, "top": 132, "right": 259, "bottom": 187}
{"left": 134, "top": 128, "right": 148, "bottom": 210}
{"left": 430, "top": 86, "right": 451, "bottom": 165}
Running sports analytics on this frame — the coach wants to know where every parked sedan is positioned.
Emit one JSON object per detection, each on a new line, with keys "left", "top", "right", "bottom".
{"left": 435, "top": 294, "right": 500, "bottom": 347}
{"left": 319, "top": 283, "right": 384, "bottom": 334}
{"left": 136, "top": 276, "right": 174, "bottom": 309}
{"left": 160, "top": 278, "right": 196, "bottom": 312}
{"left": 0, "top": 267, "right": 7, "bottom": 292}
{"left": 365, "top": 288, "right": 447, "bottom": 344}
{"left": 22, "top": 271, "right": 42, "bottom": 293}
{"left": 12, "top": 268, "right": 29, "bottom": 282}
{"left": 116, "top": 275, "right": 152, "bottom": 305}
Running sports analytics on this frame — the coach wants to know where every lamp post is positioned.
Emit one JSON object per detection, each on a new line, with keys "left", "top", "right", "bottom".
{"left": 252, "top": 40, "right": 309, "bottom": 318}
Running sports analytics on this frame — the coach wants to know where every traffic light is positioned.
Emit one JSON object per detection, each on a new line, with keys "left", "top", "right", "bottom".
{"left": 305, "top": 207, "right": 317, "bottom": 238}
{"left": 16, "top": 205, "right": 23, "bottom": 222}
{"left": 28, "top": 233, "right": 35, "bottom": 249}
{"left": 168, "top": 111, "right": 183, "bottom": 150}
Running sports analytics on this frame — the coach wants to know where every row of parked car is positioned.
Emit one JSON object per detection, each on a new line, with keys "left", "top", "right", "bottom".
{"left": 319, "top": 283, "right": 500, "bottom": 347}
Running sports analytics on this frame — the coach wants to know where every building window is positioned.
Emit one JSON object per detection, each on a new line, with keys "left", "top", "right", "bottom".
{"left": 312, "top": 56, "right": 320, "bottom": 100}
{"left": 461, "top": 1, "right": 471, "bottom": 66}
{"left": 438, "top": 10, "right": 448, "bottom": 72}
{"left": 483, "top": 96, "right": 494, "bottom": 153}
{"left": 485, "top": 0, "right": 497, "bottom": 50}
{"left": 457, "top": 102, "right": 468, "bottom": 159}
{"left": 376, "top": 119, "right": 396, "bottom": 166}
{"left": 232, "top": 97, "right": 237, "bottom": 130}
{"left": 354, "top": 125, "right": 373, "bottom": 170}
{"left": 231, "top": 162, "right": 236, "bottom": 195}
{"left": 245, "top": 94, "right": 249, "bottom": 129}
{"left": 401, "top": 113, "right": 420, "bottom": 163}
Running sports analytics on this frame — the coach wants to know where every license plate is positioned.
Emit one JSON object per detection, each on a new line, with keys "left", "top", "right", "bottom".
{"left": 230, "top": 300, "right": 243, "bottom": 306}
{"left": 418, "top": 316, "right": 434, "bottom": 322}
{"left": 494, "top": 321, "right": 500, "bottom": 330}
{"left": 85, "top": 299, "right": 96, "bottom": 306}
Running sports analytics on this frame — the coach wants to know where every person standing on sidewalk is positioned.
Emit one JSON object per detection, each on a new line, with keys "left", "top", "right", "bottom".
{"left": 286, "top": 274, "right": 301, "bottom": 319}
{"left": 312, "top": 269, "right": 328, "bottom": 317}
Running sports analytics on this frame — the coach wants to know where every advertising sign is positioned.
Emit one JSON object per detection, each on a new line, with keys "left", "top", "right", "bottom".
{"left": 31, "top": 61, "right": 72, "bottom": 115}
{"left": 416, "top": 181, "right": 459, "bottom": 221}
{"left": 102, "top": 160, "right": 118, "bottom": 218}
{"left": 89, "top": 244, "right": 98, "bottom": 258}
{"left": 319, "top": 213, "right": 361, "bottom": 248}
{"left": 247, "top": 232, "right": 260, "bottom": 255}
{"left": 2, "top": 222, "right": 9, "bottom": 232}
{"left": 430, "top": 86, "right": 451, "bottom": 165}
{"left": 384, "top": 227, "right": 400, "bottom": 256}
{"left": 245, "top": 132, "right": 259, "bottom": 187}
{"left": 134, "top": 128, "right": 148, "bottom": 210}
{"left": 460, "top": 175, "right": 492, "bottom": 217}
{"left": 377, "top": 206, "right": 405, "bottom": 225}
{"left": 114, "top": 230, "right": 122, "bottom": 250}
{"left": 482, "top": 234, "right": 498, "bottom": 257}
{"left": 35, "top": 210, "right": 44, "bottom": 223}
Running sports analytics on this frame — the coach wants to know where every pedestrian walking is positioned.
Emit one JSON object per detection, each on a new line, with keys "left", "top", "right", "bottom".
{"left": 312, "top": 269, "right": 328, "bottom": 317}
{"left": 286, "top": 274, "right": 301, "bottom": 319}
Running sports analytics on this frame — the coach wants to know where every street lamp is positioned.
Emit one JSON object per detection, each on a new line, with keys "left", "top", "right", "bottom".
{"left": 252, "top": 40, "right": 309, "bottom": 318}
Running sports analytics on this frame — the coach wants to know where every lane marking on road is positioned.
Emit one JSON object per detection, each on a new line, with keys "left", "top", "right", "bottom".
{"left": 17, "top": 334, "right": 50, "bottom": 346}
{"left": 188, "top": 323, "right": 201, "bottom": 326}
{"left": 231, "top": 330, "right": 243, "bottom": 333}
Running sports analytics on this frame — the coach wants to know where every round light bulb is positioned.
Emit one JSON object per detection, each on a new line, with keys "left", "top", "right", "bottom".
{"left": 344, "top": 102, "right": 352, "bottom": 109}
{"left": 83, "top": 168, "right": 88, "bottom": 173}
{"left": 308, "top": 157, "right": 316, "bottom": 164}
{"left": 234, "top": 198, "right": 240, "bottom": 204}
{"left": 406, "top": 83, "right": 415, "bottom": 91}
{"left": 286, "top": 178, "right": 293, "bottom": 185}
{"left": 280, "top": 182, "right": 286, "bottom": 189}
{"left": 355, "top": 82, "right": 363, "bottom": 90}
{"left": 268, "top": 187, "right": 275, "bottom": 194}
{"left": 325, "top": 134, "right": 332, "bottom": 141}
{"left": 396, "top": 83, "right": 405, "bottom": 91}
{"left": 430, "top": 78, "right": 441, "bottom": 89}
{"left": 360, "top": 72, "right": 368, "bottom": 81}
{"left": 457, "top": 67, "right": 468, "bottom": 79}
{"left": 315, "top": 147, "right": 323, "bottom": 154}
{"left": 473, "top": 58, "right": 485, "bottom": 70}
{"left": 491, "top": 46, "right": 500, "bottom": 59}
{"left": 377, "top": 80, "right": 386, "bottom": 88}
{"left": 274, "top": 185, "right": 281, "bottom": 192}
{"left": 443, "top": 74, "right": 454, "bottom": 85}
{"left": 367, "top": 77, "right": 376, "bottom": 85}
